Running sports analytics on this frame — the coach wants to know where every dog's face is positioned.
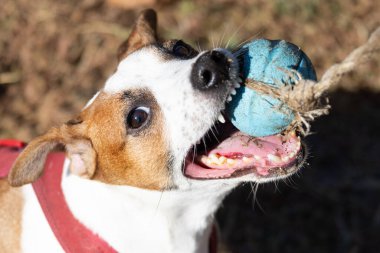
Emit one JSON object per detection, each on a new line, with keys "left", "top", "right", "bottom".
{"left": 9, "top": 10, "right": 304, "bottom": 190}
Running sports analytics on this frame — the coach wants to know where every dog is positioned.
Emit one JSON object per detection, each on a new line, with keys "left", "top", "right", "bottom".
{"left": 0, "top": 9, "right": 305, "bottom": 253}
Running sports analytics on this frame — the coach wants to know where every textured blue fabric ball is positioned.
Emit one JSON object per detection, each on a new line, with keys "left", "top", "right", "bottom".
{"left": 227, "top": 39, "right": 317, "bottom": 136}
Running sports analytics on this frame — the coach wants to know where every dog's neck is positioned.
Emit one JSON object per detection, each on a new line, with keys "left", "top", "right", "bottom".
{"left": 61, "top": 159, "right": 235, "bottom": 253}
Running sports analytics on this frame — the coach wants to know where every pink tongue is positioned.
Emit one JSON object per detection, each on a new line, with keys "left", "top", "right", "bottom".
{"left": 184, "top": 131, "right": 300, "bottom": 179}
{"left": 209, "top": 132, "right": 297, "bottom": 159}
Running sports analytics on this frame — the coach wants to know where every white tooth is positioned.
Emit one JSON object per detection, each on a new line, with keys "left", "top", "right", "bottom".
{"left": 227, "top": 96, "right": 232, "bottom": 102}
{"left": 231, "top": 89, "right": 237, "bottom": 95}
{"left": 234, "top": 83, "right": 241, "bottom": 88}
{"left": 289, "top": 152, "right": 296, "bottom": 158}
{"left": 218, "top": 114, "right": 225, "bottom": 123}
{"left": 219, "top": 156, "right": 227, "bottom": 164}
{"left": 209, "top": 154, "right": 219, "bottom": 164}
{"left": 227, "top": 158, "right": 235, "bottom": 165}
{"left": 267, "top": 154, "right": 281, "bottom": 163}
{"left": 282, "top": 155, "right": 290, "bottom": 162}
{"left": 253, "top": 155, "right": 261, "bottom": 160}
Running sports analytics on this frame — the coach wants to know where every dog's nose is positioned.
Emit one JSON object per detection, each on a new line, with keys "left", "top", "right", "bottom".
{"left": 191, "top": 50, "right": 230, "bottom": 90}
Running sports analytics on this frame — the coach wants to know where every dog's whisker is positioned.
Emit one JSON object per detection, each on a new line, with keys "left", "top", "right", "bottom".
{"left": 192, "top": 145, "right": 197, "bottom": 164}
{"left": 251, "top": 183, "right": 265, "bottom": 213}
{"left": 233, "top": 30, "right": 264, "bottom": 51}
{"left": 196, "top": 41, "right": 202, "bottom": 52}
{"left": 153, "top": 189, "right": 165, "bottom": 219}
{"left": 274, "top": 179, "right": 280, "bottom": 193}
{"left": 210, "top": 35, "right": 216, "bottom": 48}
{"left": 209, "top": 126, "right": 220, "bottom": 143}
{"left": 225, "top": 18, "right": 248, "bottom": 49}
{"left": 217, "top": 23, "right": 230, "bottom": 48}
{"left": 202, "top": 137, "right": 208, "bottom": 154}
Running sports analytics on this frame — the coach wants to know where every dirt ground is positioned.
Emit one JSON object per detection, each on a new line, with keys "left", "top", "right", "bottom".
{"left": 1, "top": 0, "right": 379, "bottom": 252}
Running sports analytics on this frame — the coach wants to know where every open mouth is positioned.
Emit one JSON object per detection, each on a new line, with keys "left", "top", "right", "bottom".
{"left": 183, "top": 51, "right": 305, "bottom": 181}
{"left": 184, "top": 120, "right": 305, "bottom": 180}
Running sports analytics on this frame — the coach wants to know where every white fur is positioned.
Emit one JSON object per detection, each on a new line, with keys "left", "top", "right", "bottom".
{"left": 21, "top": 184, "right": 64, "bottom": 253}
{"left": 62, "top": 166, "right": 234, "bottom": 253}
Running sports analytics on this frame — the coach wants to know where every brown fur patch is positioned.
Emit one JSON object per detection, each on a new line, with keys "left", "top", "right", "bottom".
{"left": 0, "top": 180, "right": 23, "bottom": 253}
{"left": 117, "top": 9, "right": 158, "bottom": 61}
{"left": 80, "top": 90, "right": 170, "bottom": 190}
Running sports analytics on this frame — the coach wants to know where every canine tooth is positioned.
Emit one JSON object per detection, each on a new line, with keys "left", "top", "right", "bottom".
{"left": 290, "top": 131, "right": 296, "bottom": 137}
{"left": 227, "top": 96, "right": 232, "bottom": 102}
{"left": 218, "top": 114, "right": 225, "bottom": 123}
{"left": 234, "top": 83, "right": 241, "bottom": 88}
{"left": 200, "top": 155, "right": 210, "bottom": 164}
{"left": 267, "top": 154, "right": 281, "bottom": 163}
{"left": 282, "top": 155, "right": 290, "bottom": 162}
{"left": 231, "top": 89, "right": 237, "bottom": 95}
{"left": 226, "top": 158, "right": 235, "bottom": 165}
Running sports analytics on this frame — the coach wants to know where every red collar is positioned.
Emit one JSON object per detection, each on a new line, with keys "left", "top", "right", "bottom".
{"left": 0, "top": 139, "right": 217, "bottom": 253}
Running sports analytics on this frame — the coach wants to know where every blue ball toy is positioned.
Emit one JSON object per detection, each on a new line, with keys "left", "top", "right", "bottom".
{"left": 227, "top": 39, "right": 317, "bottom": 137}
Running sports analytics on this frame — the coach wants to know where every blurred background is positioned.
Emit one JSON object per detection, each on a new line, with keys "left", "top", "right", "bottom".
{"left": 0, "top": 0, "right": 379, "bottom": 252}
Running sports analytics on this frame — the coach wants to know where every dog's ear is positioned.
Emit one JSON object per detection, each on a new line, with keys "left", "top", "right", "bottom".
{"left": 8, "top": 121, "right": 97, "bottom": 187}
{"left": 117, "top": 9, "right": 158, "bottom": 61}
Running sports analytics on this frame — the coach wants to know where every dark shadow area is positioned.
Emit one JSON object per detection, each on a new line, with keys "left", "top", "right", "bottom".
{"left": 217, "top": 89, "right": 380, "bottom": 253}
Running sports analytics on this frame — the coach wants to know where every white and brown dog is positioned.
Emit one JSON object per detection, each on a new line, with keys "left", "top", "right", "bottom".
{"left": 0, "top": 9, "right": 304, "bottom": 253}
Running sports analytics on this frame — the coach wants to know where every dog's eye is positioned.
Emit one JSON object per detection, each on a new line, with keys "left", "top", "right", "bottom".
{"left": 173, "top": 45, "right": 190, "bottom": 57}
{"left": 173, "top": 41, "right": 194, "bottom": 58}
{"left": 127, "top": 106, "right": 150, "bottom": 129}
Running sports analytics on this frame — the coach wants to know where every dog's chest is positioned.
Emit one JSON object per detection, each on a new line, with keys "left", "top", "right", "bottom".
{"left": 20, "top": 162, "right": 224, "bottom": 253}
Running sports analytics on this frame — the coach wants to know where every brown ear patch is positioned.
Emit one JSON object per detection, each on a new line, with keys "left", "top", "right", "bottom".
{"left": 82, "top": 91, "right": 170, "bottom": 190}
{"left": 8, "top": 121, "right": 95, "bottom": 187}
{"left": 8, "top": 129, "right": 62, "bottom": 187}
{"left": 117, "top": 9, "right": 158, "bottom": 61}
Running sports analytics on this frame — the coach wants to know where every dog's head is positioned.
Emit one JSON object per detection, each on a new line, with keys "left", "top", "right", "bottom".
{"left": 9, "top": 9, "right": 305, "bottom": 190}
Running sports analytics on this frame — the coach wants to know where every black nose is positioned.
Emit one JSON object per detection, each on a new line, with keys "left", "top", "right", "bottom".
{"left": 191, "top": 50, "right": 230, "bottom": 90}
